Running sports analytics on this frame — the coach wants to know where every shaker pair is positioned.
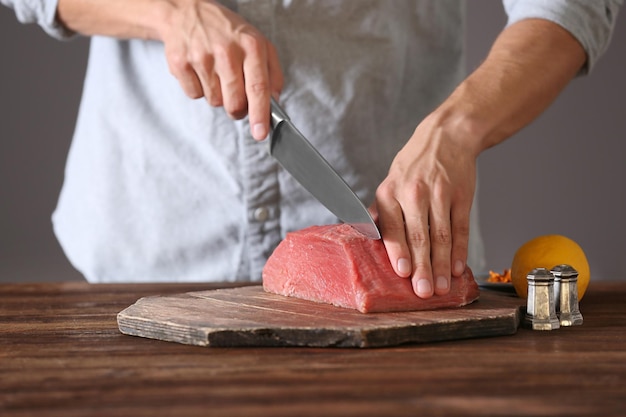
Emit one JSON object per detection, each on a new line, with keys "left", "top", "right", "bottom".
{"left": 523, "top": 264, "right": 584, "bottom": 330}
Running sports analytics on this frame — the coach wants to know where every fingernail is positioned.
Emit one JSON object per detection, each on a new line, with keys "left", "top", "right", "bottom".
{"left": 397, "top": 258, "right": 411, "bottom": 276}
{"left": 417, "top": 279, "right": 432, "bottom": 297}
{"left": 436, "top": 276, "right": 448, "bottom": 290}
{"left": 252, "top": 123, "right": 266, "bottom": 140}
{"left": 454, "top": 260, "right": 465, "bottom": 275}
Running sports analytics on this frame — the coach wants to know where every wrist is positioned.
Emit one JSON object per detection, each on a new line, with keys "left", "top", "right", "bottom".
{"left": 154, "top": 0, "right": 221, "bottom": 42}
{"left": 57, "top": 0, "right": 175, "bottom": 40}
{"left": 150, "top": 1, "right": 181, "bottom": 41}
{"left": 426, "top": 92, "right": 492, "bottom": 159}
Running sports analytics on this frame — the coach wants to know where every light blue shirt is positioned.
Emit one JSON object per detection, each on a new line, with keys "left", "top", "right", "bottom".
{"left": 2, "top": 0, "right": 621, "bottom": 283}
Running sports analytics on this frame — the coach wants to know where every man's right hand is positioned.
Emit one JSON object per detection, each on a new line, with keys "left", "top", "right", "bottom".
{"left": 159, "top": 0, "right": 283, "bottom": 140}
{"left": 57, "top": 0, "right": 284, "bottom": 140}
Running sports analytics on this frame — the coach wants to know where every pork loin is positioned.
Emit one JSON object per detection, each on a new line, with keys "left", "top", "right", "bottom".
{"left": 262, "top": 224, "right": 480, "bottom": 313}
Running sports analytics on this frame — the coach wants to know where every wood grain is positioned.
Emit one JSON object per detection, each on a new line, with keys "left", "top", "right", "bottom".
{"left": 117, "top": 286, "right": 523, "bottom": 347}
{"left": 1, "top": 281, "right": 625, "bottom": 417}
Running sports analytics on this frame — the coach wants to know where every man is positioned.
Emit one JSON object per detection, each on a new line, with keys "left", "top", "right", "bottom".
{"left": 2, "top": 0, "right": 621, "bottom": 298}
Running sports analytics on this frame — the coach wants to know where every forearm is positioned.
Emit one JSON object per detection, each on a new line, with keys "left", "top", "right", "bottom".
{"left": 434, "top": 18, "right": 587, "bottom": 156}
{"left": 56, "top": 0, "right": 176, "bottom": 40}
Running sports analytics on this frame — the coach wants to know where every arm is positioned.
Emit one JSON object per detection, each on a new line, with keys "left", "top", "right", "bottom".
{"left": 375, "top": 18, "right": 586, "bottom": 298}
{"left": 56, "top": 0, "right": 283, "bottom": 140}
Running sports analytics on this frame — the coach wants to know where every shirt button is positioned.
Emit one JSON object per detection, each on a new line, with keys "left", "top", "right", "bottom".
{"left": 253, "top": 206, "right": 269, "bottom": 222}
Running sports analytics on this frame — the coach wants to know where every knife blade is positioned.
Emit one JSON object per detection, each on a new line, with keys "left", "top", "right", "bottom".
{"left": 268, "top": 97, "right": 381, "bottom": 240}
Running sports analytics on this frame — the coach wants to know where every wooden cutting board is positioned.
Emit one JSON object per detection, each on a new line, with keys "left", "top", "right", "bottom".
{"left": 117, "top": 286, "right": 524, "bottom": 348}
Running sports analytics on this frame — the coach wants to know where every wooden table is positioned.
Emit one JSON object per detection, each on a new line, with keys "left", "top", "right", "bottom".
{"left": 1, "top": 282, "right": 625, "bottom": 416}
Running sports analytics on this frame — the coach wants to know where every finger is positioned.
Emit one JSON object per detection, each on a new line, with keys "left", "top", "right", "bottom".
{"left": 213, "top": 44, "right": 247, "bottom": 120}
{"left": 242, "top": 35, "right": 272, "bottom": 140}
{"left": 376, "top": 185, "right": 411, "bottom": 278}
{"left": 450, "top": 201, "right": 471, "bottom": 277}
{"left": 266, "top": 42, "right": 284, "bottom": 99}
{"left": 429, "top": 190, "right": 453, "bottom": 296}
{"left": 207, "top": 72, "right": 224, "bottom": 107}
{"left": 166, "top": 43, "right": 204, "bottom": 99}
{"left": 402, "top": 188, "right": 434, "bottom": 299}
{"left": 367, "top": 202, "right": 379, "bottom": 224}
{"left": 189, "top": 52, "right": 223, "bottom": 107}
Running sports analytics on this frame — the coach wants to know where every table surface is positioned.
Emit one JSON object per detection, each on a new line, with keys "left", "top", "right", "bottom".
{"left": 1, "top": 281, "right": 625, "bottom": 417}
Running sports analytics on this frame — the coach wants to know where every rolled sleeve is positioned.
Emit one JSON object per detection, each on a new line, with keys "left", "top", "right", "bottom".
{"left": 1, "top": 0, "right": 75, "bottom": 40}
{"left": 503, "top": 0, "right": 623, "bottom": 73}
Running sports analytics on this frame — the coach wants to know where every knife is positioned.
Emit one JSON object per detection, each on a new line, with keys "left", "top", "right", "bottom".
{"left": 268, "top": 97, "right": 381, "bottom": 240}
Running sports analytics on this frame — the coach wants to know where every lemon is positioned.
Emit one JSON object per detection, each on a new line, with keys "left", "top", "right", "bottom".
{"left": 511, "top": 234, "right": 590, "bottom": 300}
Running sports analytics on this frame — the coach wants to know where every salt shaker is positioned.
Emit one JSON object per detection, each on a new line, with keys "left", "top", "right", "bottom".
{"left": 523, "top": 267, "right": 560, "bottom": 330}
{"left": 551, "top": 264, "right": 584, "bottom": 326}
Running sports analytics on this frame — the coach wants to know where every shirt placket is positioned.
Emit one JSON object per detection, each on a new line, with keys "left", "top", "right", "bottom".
{"left": 236, "top": 0, "right": 282, "bottom": 281}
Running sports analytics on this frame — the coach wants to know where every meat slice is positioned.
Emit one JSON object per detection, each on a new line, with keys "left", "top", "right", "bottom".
{"left": 262, "top": 224, "right": 480, "bottom": 313}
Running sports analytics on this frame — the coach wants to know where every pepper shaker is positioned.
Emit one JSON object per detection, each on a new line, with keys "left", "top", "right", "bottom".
{"left": 523, "top": 267, "right": 560, "bottom": 330}
{"left": 551, "top": 264, "right": 584, "bottom": 326}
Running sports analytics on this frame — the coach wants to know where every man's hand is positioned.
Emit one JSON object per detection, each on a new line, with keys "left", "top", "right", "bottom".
{"left": 160, "top": 1, "right": 283, "bottom": 140}
{"left": 57, "top": 0, "right": 283, "bottom": 140}
{"left": 375, "top": 111, "right": 477, "bottom": 299}
{"left": 374, "top": 18, "right": 586, "bottom": 299}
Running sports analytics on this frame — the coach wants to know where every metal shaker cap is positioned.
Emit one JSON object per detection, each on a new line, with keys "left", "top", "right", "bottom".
{"left": 526, "top": 267, "right": 553, "bottom": 282}
{"left": 550, "top": 264, "right": 579, "bottom": 281}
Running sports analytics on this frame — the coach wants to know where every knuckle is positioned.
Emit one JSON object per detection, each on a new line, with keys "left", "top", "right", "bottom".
{"left": 385, "top": 221, "right": 405, "bottom": 235}
{"left": 186, "top": 88, "right": 203, "bottom": 100}
{"left": 404, "top": 182, "right": 424, "bottom": 203}
{"left": 432, "top": 182, "right": 450, "bottom": 201}
{"left": 452, "top": 242, "right": 469, "bottom": 259}
{"left": 205, "top": 77, "right": 222, "bottom": 106}
{"left": 376, "top": 182, "right": 395, "bottom": 201}
{"left": 212, "top": 43, "right": 232, "bottom": 63}
{"left": 225, "top": 97, "right": 248, "bottom": 119}
{"left": 412, "top": 261, "right": 431, "bottom": 275}
{"left": 407, "top": 229, "right": 429, "bottom": 246}
{"left": 207, "top": 94, "right": 223, "bottom": 107}
{"left": 187, "top": 49, "right": 206, "bottom": 67}
{"left": 451, "top": 228, "right": 470, "bottom": 256}
{"left": 229, "top": 109, "right": 247, "bottom": 120}
{"left": 380, "top": 216, "right": 404, "bottom": 235}
{"left": 240, "top": 31, "right": 264, "bottom": 52}
{"left": 432, "top": 228, "right": 452, "bottom": 246}
{"left": 453, "top": 223, "right": 471, "bottom": 238}
{"left": 167, "top": 52, "right": 188, "bottom": 77}
{"left": 247, "top": 80, "right": 270, "bottom": 96}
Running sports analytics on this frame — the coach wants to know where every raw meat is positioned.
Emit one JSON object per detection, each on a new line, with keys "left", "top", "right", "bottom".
{"left": 262, "top": 224, "right": 480, "bottom": 313}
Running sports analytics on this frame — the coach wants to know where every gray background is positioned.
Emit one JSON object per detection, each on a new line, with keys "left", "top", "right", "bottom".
{"left": 1, "top": 3, "right": 625, "bottom": 283}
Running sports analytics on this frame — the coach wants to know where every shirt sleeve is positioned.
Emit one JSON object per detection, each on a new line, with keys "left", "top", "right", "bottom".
{"left": 503, "top": 0, "right": 623, "bottom": 74}
{"left": 1, "top": 0, "right": 75, "bottom": 40}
